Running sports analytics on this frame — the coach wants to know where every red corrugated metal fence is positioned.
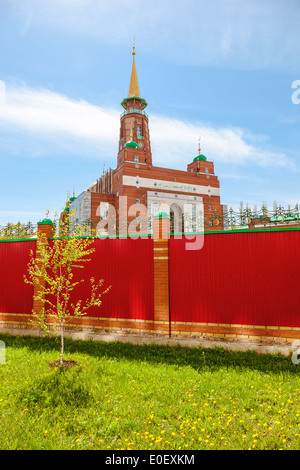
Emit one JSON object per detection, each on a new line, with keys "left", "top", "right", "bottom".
{"left": 48, "top": 237, "right": 154, "bottom": 320}
{"left": 169, "top": 230, "right": 300, "bottom": 327}
{"left": 0, "top": 240, "right": 36, "bottom": 314}
{"left": 1, "top": 230, "right": 300, "bottom": 329}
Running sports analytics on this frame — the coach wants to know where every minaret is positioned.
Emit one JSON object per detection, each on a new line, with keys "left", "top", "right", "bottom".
{"left": 186, "top": 136, "right": 219, "bottom": 182}
{"left": 117, "top": 41, "right": 152, "bottom": 167}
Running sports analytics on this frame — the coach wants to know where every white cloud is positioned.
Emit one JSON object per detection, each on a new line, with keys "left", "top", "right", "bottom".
{"left": 150, "top": 116, "right": 289, "bottom": 168}
{"left": 0, "top": 86, "right": 120, "bottom": 158}
{"left": 0, "top": 86, "right": 119, "bottom": 141}
{"left": 0, "top": 85, "right": 289, "bottom": 168}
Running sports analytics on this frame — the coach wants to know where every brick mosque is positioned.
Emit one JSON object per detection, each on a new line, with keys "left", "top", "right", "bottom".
{"left": 61, "top": 44, "right": 225, "bottom": 235}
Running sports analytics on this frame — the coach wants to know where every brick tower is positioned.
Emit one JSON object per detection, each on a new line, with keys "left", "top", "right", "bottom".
{"left": 117, "top": 41, "right": 152, "bottom": 168}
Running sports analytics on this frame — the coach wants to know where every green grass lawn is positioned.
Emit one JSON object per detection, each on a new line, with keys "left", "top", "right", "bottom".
{"left": 0, "top": 333, "right": 300, "bottom": 450}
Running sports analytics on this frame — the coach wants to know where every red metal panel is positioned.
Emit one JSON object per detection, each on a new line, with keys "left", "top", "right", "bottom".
{"left": 0, "top": 240, "right": 36, "bottom": 314}
{"left": 169, "top": 230, "right": 300, "bottom": 327}
{"left": 48, "top": 237, "right": 154, "bottom": 320}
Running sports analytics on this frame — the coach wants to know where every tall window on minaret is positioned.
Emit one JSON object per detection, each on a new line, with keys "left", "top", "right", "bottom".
{"left": 137, "top": 125, "right": 142, "bottom": 138}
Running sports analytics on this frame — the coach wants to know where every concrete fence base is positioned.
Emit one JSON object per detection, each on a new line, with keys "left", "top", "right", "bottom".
{"left": 0, "top": 324, "right": 294, "bottom": 357}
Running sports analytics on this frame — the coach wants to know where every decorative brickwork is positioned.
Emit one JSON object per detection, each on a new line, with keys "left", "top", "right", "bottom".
{"left": 170, "top": 321, "right": 300, "bottom": 343}
{"left": 32, "top": 219, "right": 55, "bottom": 315}
{"left": 1, "top": 313, "right": 300, "bottom": 345}
{"left": 153, "top": 214, "right": 170, "bottom": 335}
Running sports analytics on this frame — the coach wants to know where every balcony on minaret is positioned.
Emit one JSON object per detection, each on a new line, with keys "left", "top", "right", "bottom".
{"left": 120, "top": 107, "right": 149, "bottom": 119}
{"left": 121, "top": 97, "right": 148, "bottom": 114}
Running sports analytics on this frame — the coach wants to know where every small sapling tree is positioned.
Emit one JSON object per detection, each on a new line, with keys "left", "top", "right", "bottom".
{"left": 25, "top": 218, "right": 110, "bottom": 366}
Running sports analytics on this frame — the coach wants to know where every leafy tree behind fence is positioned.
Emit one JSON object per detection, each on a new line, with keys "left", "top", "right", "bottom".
{"left": 0, "top": 222, "right": 37, "bottom": 240}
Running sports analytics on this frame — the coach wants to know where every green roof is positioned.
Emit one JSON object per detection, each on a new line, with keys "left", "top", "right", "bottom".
{"left": 124, "top": 140, "right": 140, "bottom": 149}
{"left": 37, "top": 218, "right": 55, "bottom": 226}
{"left": 193, "top": 154, "right": 207, "bottom": 162}
{"left": 153, "top": 211, "right": 170, "bottom": 219}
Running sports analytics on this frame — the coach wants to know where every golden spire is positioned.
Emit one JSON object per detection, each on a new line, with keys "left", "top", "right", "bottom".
{"left": 198, "top": 136, "right": 201, "bottom": 154}
{"left": 128, "top": 38, "right": 140, "bottom": 98}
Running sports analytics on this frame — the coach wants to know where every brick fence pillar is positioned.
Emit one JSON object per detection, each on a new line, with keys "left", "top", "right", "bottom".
{"left": 32, "top": 218, "right": 55, "bottom": 315}
{"left": 153, "top": 211, "right": 170, "bottom": 336}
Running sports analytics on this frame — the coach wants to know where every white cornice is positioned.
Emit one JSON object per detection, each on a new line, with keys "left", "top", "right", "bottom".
{"left": 123, "top": 175, "right": 220, "bottom": 197}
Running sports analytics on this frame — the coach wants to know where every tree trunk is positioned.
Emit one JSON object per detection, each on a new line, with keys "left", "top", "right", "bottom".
{"left": 60, "top": 325, "right": 64, "bottom": 365}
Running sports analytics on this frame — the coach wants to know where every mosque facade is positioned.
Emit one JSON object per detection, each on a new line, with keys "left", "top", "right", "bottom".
{"left": 63, "top": 45, "right": 225, "bottom": 235}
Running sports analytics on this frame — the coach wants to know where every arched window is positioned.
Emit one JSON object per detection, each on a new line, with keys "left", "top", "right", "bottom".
{"left": 170, "top": 204, "right": 184, "bottom": 234}
{"left": 137, "top": 125, "right": 142, "bottom": 138}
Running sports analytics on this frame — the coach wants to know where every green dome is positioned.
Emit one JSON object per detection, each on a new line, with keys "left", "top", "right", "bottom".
{"left": 153, "top": 211, "right": 170, "bottom": 219}
{"left": 70, "top": 196, "right": 76, "bottom": 202}
{"left": 38, "top": 218, "right": 55, "bottom": 226}
{"left": 193, "top": 154, "right": 207, "bottom": 162}
{"left": 124, "top": 140, "right": 139, "bottom": 149}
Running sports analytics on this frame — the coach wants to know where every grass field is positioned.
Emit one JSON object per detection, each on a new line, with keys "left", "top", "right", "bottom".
{"left": 0, "top": 333, "right": 300, "bottom": 450}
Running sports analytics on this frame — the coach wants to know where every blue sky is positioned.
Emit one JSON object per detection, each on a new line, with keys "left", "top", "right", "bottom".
{"left": 0, "top": 0, "right": 299, "bottom": 225}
